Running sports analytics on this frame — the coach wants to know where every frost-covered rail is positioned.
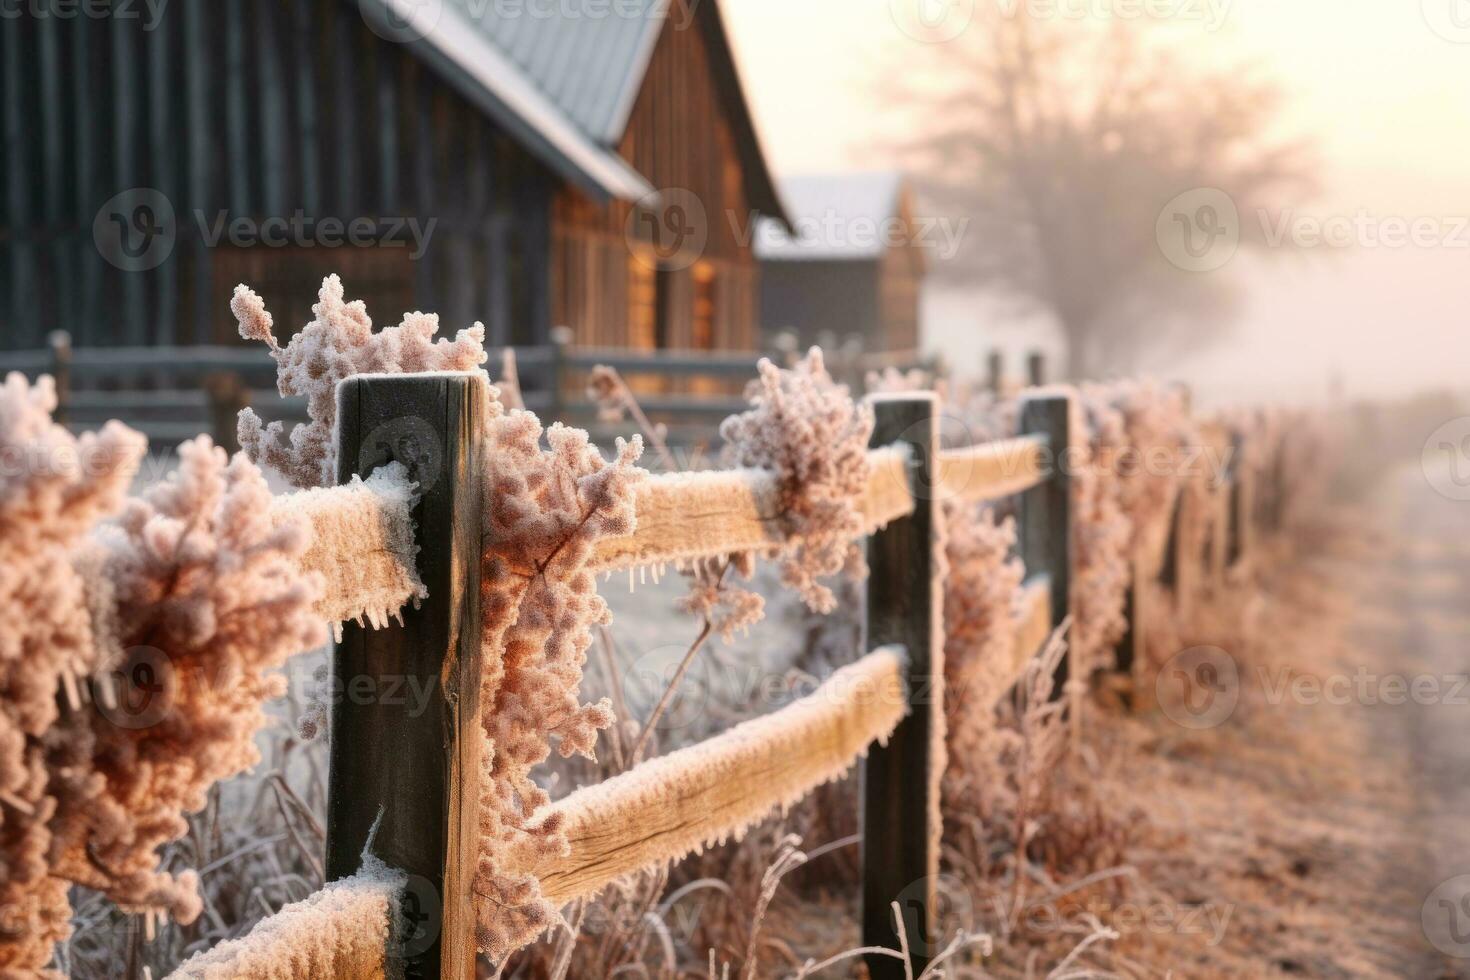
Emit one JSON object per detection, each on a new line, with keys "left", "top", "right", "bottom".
{"left": 513, "top": 647, "right": 911, "bottom": 905}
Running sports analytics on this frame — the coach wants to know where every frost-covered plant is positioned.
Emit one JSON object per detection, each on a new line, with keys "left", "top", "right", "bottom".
{"left": 718, "top": 350, "right": 875, "bottom": 615}
{"left": 47, "top": 436, "right": 324, "bottom": 930}
{"left": 0, "top": 374, "right": 145, "bottom": 974}
{"left": 1069, "top": 390, "right": 1135, "bottom": 677}
{"left": 473, "top": 402, "right": 646, "bottom": 959}
{"left": 941, "top": 503, "right": 1025, "bottom": 820}
{"left": 233, "top": 275, "right": 488, "bottom": 488}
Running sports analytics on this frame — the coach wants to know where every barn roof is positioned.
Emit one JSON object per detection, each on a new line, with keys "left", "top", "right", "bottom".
{"left": 755, "top": 172, "right": 907, "bottom": 262}
{"left": 361, "top": 0, "right": 787, "bottom": 221}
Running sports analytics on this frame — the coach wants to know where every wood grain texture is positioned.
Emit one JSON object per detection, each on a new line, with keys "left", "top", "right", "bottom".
{"left": 935, "top": 434, "right": 1050, "bottom": 505}
{"left": 863, "top": 394, "right": 942, "bottom": 979}
{"left": 510, "top": 648, "right": 910, "bottom": 906}
{"left": 586, "top": 445, "right": 914, "bottom": 572}
{"left": 327, "top": 374, "right": 485, "bottom": 980}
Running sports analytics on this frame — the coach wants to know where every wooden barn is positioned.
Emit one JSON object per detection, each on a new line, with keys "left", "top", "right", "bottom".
{"left": 0, "top": 0, "right": 786, "bottom": 356}
{"left": 756, "top": 173, "right": 926, "bottom": 354}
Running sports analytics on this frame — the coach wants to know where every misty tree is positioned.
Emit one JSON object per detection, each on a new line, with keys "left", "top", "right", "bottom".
{"left": 888, "top": 16, "right": 1313, "bottom": 379}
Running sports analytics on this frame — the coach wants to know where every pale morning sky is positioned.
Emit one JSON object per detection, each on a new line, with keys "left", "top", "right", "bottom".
{"left": 721, "top": 0, "right": 1470, "bottom": 405}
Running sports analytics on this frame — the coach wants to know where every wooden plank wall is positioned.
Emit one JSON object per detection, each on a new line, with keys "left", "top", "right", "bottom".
{"left": 551, "top": 4, "right": 760, "bottom": 355}
{"left": 0, "top": 0, "right": 552, "bottom": 352}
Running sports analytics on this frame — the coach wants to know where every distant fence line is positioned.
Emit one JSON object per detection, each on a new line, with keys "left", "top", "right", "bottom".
{"left": 0, "top": 332, "right": 935, "bottom": 450}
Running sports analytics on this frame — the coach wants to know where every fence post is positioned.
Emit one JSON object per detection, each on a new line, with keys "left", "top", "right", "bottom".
{"left": 986, "top": 349, "right": 1003, "bottom": 395}
{"left": 1017, "top": 394, "right": 1073, "bottom": 696}
{"left": 327, "top": 372, "right": 486, "bottom": 979}
{"left": 1026, "top": 351, "right": 1045, "bottom": 388}
{"left": 48, "top": 330, "right": 71, "bottom": 424}
{"left": 548, "top": 325, "right": 572, "bottom": 421}
{"left": 862, "top": 392, "right": 942, "bottom": 979}
{"left": 205, "top": 372, "right": 250, "bottom": 454}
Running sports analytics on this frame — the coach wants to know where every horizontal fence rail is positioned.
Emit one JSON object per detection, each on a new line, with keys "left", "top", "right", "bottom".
{"left": 127, "top": 368, "right": 1286, "bottom": 979}
{"left": 511, "top": 646, "right": 911, "bottom": 906}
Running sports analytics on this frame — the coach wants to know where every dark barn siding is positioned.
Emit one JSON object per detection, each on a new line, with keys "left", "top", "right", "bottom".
{"left": 760, "top": 260, "right": 881, "bottom": 350}
{"left": 0, "top": 0, "right": 552, "bottom": 351}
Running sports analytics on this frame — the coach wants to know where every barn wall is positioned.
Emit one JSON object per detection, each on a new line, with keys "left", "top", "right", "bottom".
{"left": 760, "top": 260, "right": 881, "bottom": 351}
{"left": 551, "top": 6, "right": 760, "bottom": 353}
{"left": 0, "top": 0, "right": 553, "bottom": 351}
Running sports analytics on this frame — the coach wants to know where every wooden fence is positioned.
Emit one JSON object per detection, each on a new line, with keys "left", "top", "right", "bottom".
{"left": 166, "top": 372, "right": 1273, "bottom": 979}
{"left": 0, "top": 334, "right": 931, "bottom": 450}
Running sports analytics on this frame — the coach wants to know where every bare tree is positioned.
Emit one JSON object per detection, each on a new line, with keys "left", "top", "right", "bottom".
{"left": 887, "top": 16, "right": 1313, "bottom": 379}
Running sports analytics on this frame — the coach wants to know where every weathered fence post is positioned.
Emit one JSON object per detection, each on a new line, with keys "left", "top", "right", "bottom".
{"left": 986, "top": 349, "right": 1003, "bottom": 395}
{"left": 1018, "top": 394, "right": 1073, "bottom": 681}
{"left": 548, "top": 324, "right": 573, "bottom": 422}
{"left": 328, "top": 373, "right": 486, "bottom": 979}
{"left": 863, "top": 392, "right": 942, "bottom": 978}
{"left": 1226, "top": 429, "right": 1250, "bottom": 571}
{"left": 204, "top": 372, "right": 250, "bottom": 454}
{"left": 1026, "top": 351, "right": 1045, "bottom": 388}
{"left": 48, "top": 330, "right": 71, "bottom": 424}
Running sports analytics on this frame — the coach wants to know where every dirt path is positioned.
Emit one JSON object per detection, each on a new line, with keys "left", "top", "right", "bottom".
{"left": 1059, "top": 466, "right": 1470, "bottom": 978}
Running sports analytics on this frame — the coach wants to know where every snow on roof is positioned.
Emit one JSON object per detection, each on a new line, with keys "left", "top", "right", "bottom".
{"left": 755, "top": 172, "right": 907, "bottom": 262}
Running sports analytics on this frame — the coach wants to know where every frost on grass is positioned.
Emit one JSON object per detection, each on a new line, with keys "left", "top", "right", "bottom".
{"left": 279, "top": 461, "right": 425, "bottom": 636}
{"left": 473, "top": 401, "right": 646, "bottom": 959}
{"left": 233, "top": 275, "right": 488, "bottom": 488}
{"left": 0, "top": 374, "right": 145, "bottom": 975}
{"left": 717, "top": 349, "right": 875, "bottom": 617}
{"left": 167, "top": 856, "right": 406, "bottom": 980}
{"left": 50, "top": 437, "right": 324, "bottom": 929}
